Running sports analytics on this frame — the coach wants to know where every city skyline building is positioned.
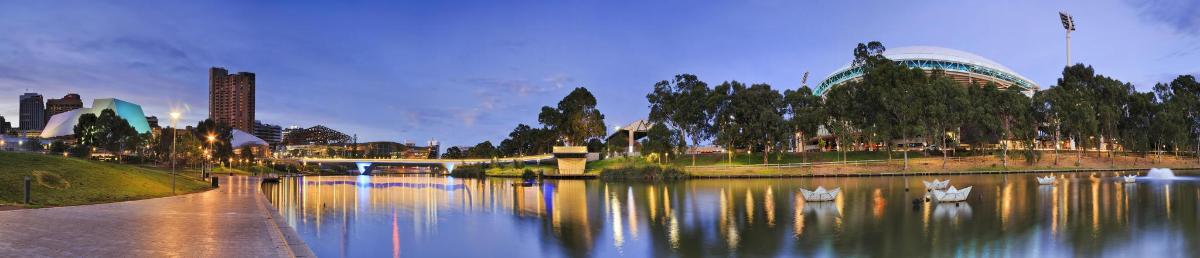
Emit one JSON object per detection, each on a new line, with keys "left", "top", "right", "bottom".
{"left": 45, "top": 93, "right": 83, "bottom": 121}
{"left": 253, "top": 120, "right": 282, "bottom": 147}
{"left": 18, "top": 93, "right": 45, "bottom": 131}
{"left": 0, "top": 115, "right": 10, "bottom": 135}
{"left": 209, "top": 67, "right": 256, "bottom": 132}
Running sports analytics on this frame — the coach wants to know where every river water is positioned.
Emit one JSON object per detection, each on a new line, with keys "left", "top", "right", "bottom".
{"left": 262, "top": 171, "right": 1200, "bottom": 257}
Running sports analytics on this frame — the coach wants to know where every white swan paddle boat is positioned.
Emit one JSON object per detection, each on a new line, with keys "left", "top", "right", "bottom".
{"left": 922, "top": 179, "right": 950, "bottom": 190}
{"left": 928, "top": 186, "right": 973, "bottom": 202}
{"left": 799, "top": 186, "right": 840, "bottom": 202}
{"left": 1123, "top": 175, "right": 1137, "bottom": 183}
{"left": 1036, "top": 176, "right": 1055, "bottom": 185}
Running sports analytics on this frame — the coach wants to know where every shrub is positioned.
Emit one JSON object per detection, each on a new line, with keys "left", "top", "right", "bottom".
{"left": 521, "top": 169, "right": 536, "bottom": 181}
{"left": 449, "top": 165, "right": 485, "bottom": 178}
{"left": 68, "top": 145, "right": 91, "bottom": 158}
{"left": 600, "top": 166, "right": 689, "bottom": 181}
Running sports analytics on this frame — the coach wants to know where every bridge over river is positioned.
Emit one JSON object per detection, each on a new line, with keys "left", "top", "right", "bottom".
{"left": 291, "top": 154, "right": 555, "bottom": 174}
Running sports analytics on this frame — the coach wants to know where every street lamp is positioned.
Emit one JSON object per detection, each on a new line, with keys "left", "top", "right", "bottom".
{"left": 169, "top": 112, "right": 180, "bottom": 194}
{"left": 207, "top": 134, "right": 216, "bottom": 178}
{"left": 1059, "top": 11, "right": 1076, "bottom": 67}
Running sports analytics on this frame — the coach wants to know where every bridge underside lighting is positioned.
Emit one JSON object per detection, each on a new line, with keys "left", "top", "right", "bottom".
{"left": 356, "top": 162, "right": 373, "bottom": 174}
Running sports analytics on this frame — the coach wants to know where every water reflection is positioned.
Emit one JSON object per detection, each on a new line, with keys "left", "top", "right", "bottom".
{"left": 263, "top": 171, "right": 1200, "bottom": 257}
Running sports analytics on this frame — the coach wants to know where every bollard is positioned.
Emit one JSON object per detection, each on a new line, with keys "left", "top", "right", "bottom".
{"left": 24, "top": 176, "right": 31, "bottom": 205}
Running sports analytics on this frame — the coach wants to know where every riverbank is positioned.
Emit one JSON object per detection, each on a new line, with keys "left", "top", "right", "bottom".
{"left": 0, "top": 152, "right": 211, "bottom": 208}
{"left": 473, "top": 151, "right": 1198, "bottom": 179}
{"left": 0, "top": 176, "right": 310, "bottom": 257}
{"left": 685, "top": 153, "right": 1199, "bottom": 177}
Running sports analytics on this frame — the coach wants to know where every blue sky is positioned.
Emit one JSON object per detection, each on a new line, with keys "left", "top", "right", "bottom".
{"left": 1, "top": 0, "right": 1197, "bottom": 147}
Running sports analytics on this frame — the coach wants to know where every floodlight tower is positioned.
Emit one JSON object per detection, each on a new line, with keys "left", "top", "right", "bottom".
{"left": 1059, "top": 12, "right": 1076, "bottom": 67}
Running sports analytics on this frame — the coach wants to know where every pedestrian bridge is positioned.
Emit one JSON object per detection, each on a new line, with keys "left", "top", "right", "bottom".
{"left": 295, "top": 154, "right": 555, "bottom": 174}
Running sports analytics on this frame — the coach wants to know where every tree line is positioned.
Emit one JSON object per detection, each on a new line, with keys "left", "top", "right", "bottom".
{"left": 447, "top": 87, "right": 608, "bottom": 159}
{"left": 644, "top": 42, "right": 1200, "bottom": 169}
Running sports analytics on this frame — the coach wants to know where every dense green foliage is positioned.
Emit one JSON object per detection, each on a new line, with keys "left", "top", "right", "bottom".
{"left": 538, "top": 87, "right": 607, "bottom": 146}
{"left": 599, "top": 166, "right": 689, "bottom": 181}
{"left": 639, "top": 41, "right": 1200, "bottom": 170}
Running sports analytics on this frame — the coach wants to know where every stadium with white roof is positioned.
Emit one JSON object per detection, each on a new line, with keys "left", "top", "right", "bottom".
{"left": 814, "top": 46, "right": 1039, "bottom": 97}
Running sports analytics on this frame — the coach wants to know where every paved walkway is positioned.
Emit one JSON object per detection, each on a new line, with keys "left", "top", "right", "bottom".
{"left": 0, "top": 176, "right": 311, "bottom": 257}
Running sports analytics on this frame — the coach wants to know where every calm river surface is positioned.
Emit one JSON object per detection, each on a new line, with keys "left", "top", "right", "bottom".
{"left": 263, "top": 171, "right": 1200, "bottom": 257}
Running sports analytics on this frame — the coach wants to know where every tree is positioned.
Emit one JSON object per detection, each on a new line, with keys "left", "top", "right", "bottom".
{"left": 468, "top": 141, "right": 497, "bottom": 159}
{"left": 783, "top": 86, "right": 824, "bottom": 163}
{"left": 22, "top": 138, "right": 43, "bottom": 151}
{"left": 711, "top": 81, "right": 787, "bottom": 165}
{"left": 73, "top": 109, "right": 137, "bottom": 161}
{"left": 49, "top": 140, "right": 68, "bottom": 154}
{"left": 443, "top": 146, "right": 464, "bottom": 159}
{"left": 823, "top": 83, "right": 859, "bottom": 163}
{"left": 1120, "top": 91, "right": 1159, "bottom": 157}
{"left": 921, "top": 71, "right": 968, "bottom": 169}
{"left": 712, "top": 81, "right": 745, "bottom": 164}
{"left": 647, "top": 74, "right": 714, "bottom": 165}
{"left": 994, "top": 86, "right": 1032, "bottom": 169}
{"left": 240, "top": 145, "right": 255, "bottom": 164}
{"left": 1053, "top": 65, "right": 1101, "bottom": 165}
{"left": 194, "top": 119, "right": 234, "bottom": 164}
{"left": 538, "top": 87, "right": 607, "bottom": 146}
{"left": 586, "top": 138, "right": 605, "bottom": 153}
{"left": 1155, "top": 75, "right": 1200, "bottom": 163}
{"left": 643, "top": 123, "right": 681, "bottom": 163}
{"left": 740, "top": 84, "right": 788, "bottom": 164}
{"left": 1032, "top": 88, "right": 1064, "bottom": 165}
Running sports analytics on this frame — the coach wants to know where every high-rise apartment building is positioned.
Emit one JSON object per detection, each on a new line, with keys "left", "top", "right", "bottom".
{"left": 209, "top": 67, "right": 256, "bottom": 132}
{"left": 45, "top": 93, "right": 83, "bottom": 120}
{"left": 19, "top": 93, "right": 45, "bottom": 130}
{"left": 253, "top": 120, "right": 282, "bottom": 147}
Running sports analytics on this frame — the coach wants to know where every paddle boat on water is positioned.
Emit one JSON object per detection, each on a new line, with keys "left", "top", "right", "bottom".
{"left": 927, "top": 186, "right": 973, "bottom": 202}
{"left": 799, "top": 186, "right": 840, "bottom": 202}
{"left": 1123, "top": 175, "right": 1137, "bottom": 183}
{"left": 1036, "top": 176, "right": 1055, "bottom": 185}
{"left": 922, "top": 179, "right": 950, "bottom": 190}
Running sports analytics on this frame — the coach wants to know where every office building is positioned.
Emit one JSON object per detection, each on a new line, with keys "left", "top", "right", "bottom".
{"left": 19, "top": 93, "right": 45, "bottom": 130}
{"left": 45, "top": 93, "right": 83, "bottom": 120}
{"left": 253, "top": 120, "right": 282, "bottom": 147}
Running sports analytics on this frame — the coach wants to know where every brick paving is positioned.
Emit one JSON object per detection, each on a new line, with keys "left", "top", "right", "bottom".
{"left": 0, "top": 176, "right": 312, "bottom": 257}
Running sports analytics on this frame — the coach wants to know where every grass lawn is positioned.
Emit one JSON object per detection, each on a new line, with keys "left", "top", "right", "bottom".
{"left": 0, "top": 152, "right": 211, "bottom": 208}
{"left": 667, "top": 151, "right": 921, "bottom": 166}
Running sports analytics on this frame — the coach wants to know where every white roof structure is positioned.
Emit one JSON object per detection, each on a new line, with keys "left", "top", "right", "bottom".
{"left": 41, "top": 98, "right": 151, "bottom": 138}
{"left": 608, "top": 119, "right": 655, "bottom": 140}
{"left": 815, "top": 46, "right": 1039, "bottom": 96}
{"left": 231, "top": 129, "right": 268, "bottom": 148}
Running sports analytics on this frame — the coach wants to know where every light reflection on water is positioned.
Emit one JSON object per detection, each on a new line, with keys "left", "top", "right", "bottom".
{"left": 263, "top": 171, "right": 1200, "bottom": 257}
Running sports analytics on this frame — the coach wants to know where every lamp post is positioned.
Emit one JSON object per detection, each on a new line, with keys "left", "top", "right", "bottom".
{"left": 207, "top": 134, "right": 216, "bottom": 178}
{"left": 1059, "top": 12, "right": 1076, "bottom": 67}
{"left": 169, "top": 112, "right": 180, "bottom": 194}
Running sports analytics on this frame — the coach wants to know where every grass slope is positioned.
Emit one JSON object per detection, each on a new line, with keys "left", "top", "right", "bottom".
{"left": 0, "top": 152, "right": 211, "bottom": 207}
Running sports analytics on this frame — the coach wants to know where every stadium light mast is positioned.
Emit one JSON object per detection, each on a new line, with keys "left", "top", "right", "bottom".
{"left": 1059, "top": 12, "right": 1075, "bottom": 67}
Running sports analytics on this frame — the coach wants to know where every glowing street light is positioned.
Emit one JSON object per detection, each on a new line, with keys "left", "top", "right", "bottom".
{"left": 205, "top": 134, "right": 217, "bottom": 178}
{"left": 169, "top": 111, "right": 181, "bottom": 194}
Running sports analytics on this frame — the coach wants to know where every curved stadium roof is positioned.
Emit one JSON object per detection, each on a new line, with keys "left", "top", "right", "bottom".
{"left": 814, "top": 46, "right": 1038, "bottom": 96}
